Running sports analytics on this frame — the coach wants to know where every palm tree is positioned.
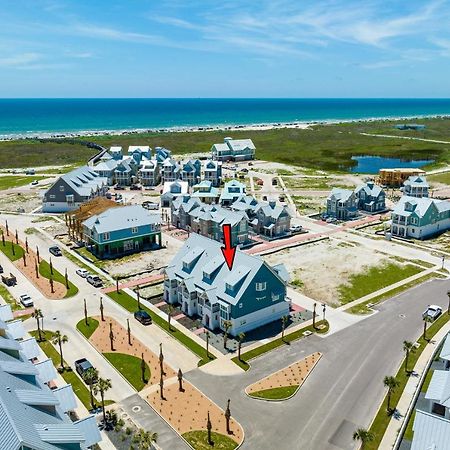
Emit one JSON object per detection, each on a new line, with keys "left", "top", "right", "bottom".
{"left": 403, "top": 340, "right": 415, "bottom": 373}
{"left": 167, "top": 304, "right": 174, "bottom": 331}
{"left": 423, "top": 316, "right": 433, "bottom": 341}
{"left": 383, "top": 375, "right": 400, "bottom": 412}
{"left": 93, "top": 377, "right": 112, "bottom": 423}
{"left": 51, "top": 330, "right": 68, "bottom": 369}
{"left": 32, "top": 309, "right": 44, "bottom": 341}
{"left": 135, "top": 429, "right": 158, "bottom": 449}
{"left": 352, "top": 428, "right": 374, "bottom": 448}
{"left": 281, "top": 315, "right": 289, "bottom": 341}
{"left": 223, "top": 320, "right": 232, "bottom": 349}
{"left": 237, "top": 332, "right": 245, "bottom": 361}
{"left": 82, "top": 367, "right": 99, "bottom": 410}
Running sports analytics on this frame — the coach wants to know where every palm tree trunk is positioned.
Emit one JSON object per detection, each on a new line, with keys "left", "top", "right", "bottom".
{"left": 387, "top": 391, "right": 391, "bottom": 411}
{"left": 423, "top": 321, "right": 427, "bottom": 340}
{"left": 238, "top": 342, "right": 241, "bottom": 361}
{"left": 36, "top": 318, "right": 42, "bottom": 341}
{"left": 101, "top": 392, "right": 106, "bottom": 423}
{"left": 59, "top": 339, "right": 64, "bottom": 369}
{"left": 89, "top": 385, "right": 95, "bottom": 409}
{"left": 405, "top": 351, "right": 409, "bottom": 372}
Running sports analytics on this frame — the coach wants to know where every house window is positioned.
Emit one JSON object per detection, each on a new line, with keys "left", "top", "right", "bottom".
{"left": 240, "top": 320, "right": 246, "bottom": 326}
{"left": 123, "top": 240, "right": 134, "bottom": 251}
{"left": 49, "top": 194, "right": 56, "bottom": 199}
{"left": 432, "top": 402, "right": 446, "bottom": 417}
{"left": 239, "top": 303, "right": 243, "bottom": 308}
{"left": 59, "top": 185, "right": 65, "bottom": 192}
{"left": 256, "top": 282, "right": 266, "bottom": 291}
{"left": 103, "top": 233, "right": 110, "bottom": 241}
{"left": 66, "top": 194, "right": 74, "bottom": 205}
{"left": 272, "top": 293, "right": 280, "bottom": 302}
{"left": 131, "top": 227, "right": 138, "bottom": 234}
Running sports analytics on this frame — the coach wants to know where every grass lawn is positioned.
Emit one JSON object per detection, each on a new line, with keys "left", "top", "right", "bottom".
{"left": 338, "top": 262, "right": 423, "bottom": 305}
{"left": 39, "top": 259, "right": 79, "bottom": 298}
{"left": 30, "top": 330, "right": 95, "bottom": 410}
{"left": 365, "top": 313, "right": 450, "bottom": 450}
{"left": 0, "top": 175, "right": 47, "bottom": 190}
{"left": 76, "top": 317, "right": 99, "bottom": 339}
{"left": 103, "top": 352, "right": 149, "bottom": 391}
{"left": 0, "top": 284, "right": 21, "bottom": 311}
{"left": 0, "top": 239, "right": 25, "bottom": 261}
{"left": 232, "top": 320, "right": 329, "bottom": 371}
{"left": 75, "top": 247, "right": 108, "bottom": 270}
{"left": 182, "top": 431, "right": 238, "bottom": 450}
{"left": 249, "top": 385, "right": 298, "bottom": 400}
{"left": 62, "top": 249, "right": 109, "bottom": 285}
{"left": 107, "top": 290, "right": 214, "bottom": 366}
{"left": 428, "top": 172, "right": 450, "bottom": 185}
{"left": 346, "top": 272, "right": 442, "bottom": 314}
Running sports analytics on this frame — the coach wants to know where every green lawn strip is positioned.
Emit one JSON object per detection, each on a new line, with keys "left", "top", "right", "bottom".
{"left": 428, "top": 172, "right": 450, "bottom": 185}
{"left": 365, "top": 313, "right": 450, "bottom": 450}
{"left": 232, "top": 320, "right": 329, "bottom": 371}
{"left": 0, "top": 283, "right": 22, "bottom": 311}
{"left": 103, "top": 352, "right": 149, "bottom": 391}
{"left": 249, "top": 385, "right": 298, "bottom": 400}
{"left": 75, "top": 247, "right": 108, "bottom": 270}
{"left": 76, "top": 317, "right": 99, "bottom": 339}
{"left": 38, "top": 259, "right": 78, "bottom": 298}
{"left": 0, "top": 239, "right": 25, "bottom": 261}
{"left": 0, "top": 175, "right": 47, "bottom": 190}
{"left": 107, "top": 290, "right": 214, "bottom": 365}
{"left": 30, "top": 330, "right": 95, "bottom": 410}
{"left": 346, "top": 272, "right": 441, "bottom": 315}
{"left": 182, "top": 430, "right": 238, "bottom": 450}
{"left": 403, "top": 409, "right": 416, "bottom": 442}
{"left": 338, "top": 262, "right": 423, "bottom": 305}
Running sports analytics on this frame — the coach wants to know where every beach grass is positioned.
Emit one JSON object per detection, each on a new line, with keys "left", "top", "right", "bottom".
{"left": 1, "top": 117, "right": 449, "bottom": 171}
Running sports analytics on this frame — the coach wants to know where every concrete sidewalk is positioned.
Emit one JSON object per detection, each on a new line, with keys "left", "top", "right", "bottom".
{"left": 379, "top": 319, "right": 450, "bottom": 449}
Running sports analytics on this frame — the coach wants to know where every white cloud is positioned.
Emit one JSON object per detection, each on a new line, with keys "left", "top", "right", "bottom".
{"left": 0, "top": 52, "right": 42, "bottom": 67}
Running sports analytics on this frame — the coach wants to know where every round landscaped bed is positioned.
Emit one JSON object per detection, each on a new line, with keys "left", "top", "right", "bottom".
{"left": 76, "top": 317, "right": 99, "bottom": 339}
{"left": 103, "top": 352, "right": 150, "bottom": 391}
{"left": 182, "top": 430, "right": 239, "bottom": 450}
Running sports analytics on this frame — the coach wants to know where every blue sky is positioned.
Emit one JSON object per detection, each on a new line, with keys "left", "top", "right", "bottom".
{"left": 1, "top": 0, "right": 450, "bottom": 98}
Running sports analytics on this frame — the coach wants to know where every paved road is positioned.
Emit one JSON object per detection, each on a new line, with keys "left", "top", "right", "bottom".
{"left": 187, "top": 277, "right": 450, "bottom": 450}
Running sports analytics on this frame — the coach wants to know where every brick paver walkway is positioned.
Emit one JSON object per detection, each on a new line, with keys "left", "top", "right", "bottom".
{"left": 102, "top": 274, "right": 164, "bottom": 293}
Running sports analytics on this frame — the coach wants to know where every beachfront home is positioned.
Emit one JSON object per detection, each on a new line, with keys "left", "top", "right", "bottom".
{"left": 110, "top": 146, "right": 124, "bottom": 160}
{"left": 163, "top": 234, "right": 290, "bottom": 335}
{"left": 128, "top": 145, "right": 151, "bottom": 161}
{"left": 154, "top": 147, "right": 172, "bottom": 164}
{"left": 0, "top": 304, "right": 101, "bottom": 450}
{"left": 181, "top": 159, "right": 201, "bottom": 186}
{"left": 326, "top": 188, "right": 358, "bottom": 220}
{"left": 160, "top": 180, "right": 189, "bottom": 207}
{"left": 203, "top": 160, "right": 223, "bottom": 187}
{"left": 192, "top": 180, "right": 220, "bottom": 204}
{"left": 43, "top": 166, "right": 108, "bottom": 213}
{"left": 139, "top": 160, "right": 161, "bottom": 187}
{"left": 354, "top": 181, "right": 386, "bottom": 213}
{"left": 171, "top": 196, "right": 249, "bottom": 246}
{"left": 211, "top": 137, "right": 256, "bottom": 161}
{"left": 219, "top": 180, "right": 247, "bottom": 206}
{"left": 114, "top": 158, "right": 138, "bottom": 186}
{"left": 402, "top": 175, "right": 430, "bottom": 198}
{"left": 390, "top": 196, "right": 450, "bottom": 239}
{"left": 253, "top": 200, "right": 292, "bottom": 238}
{"left": 230, "top": 195, "right": 260, "bottom": 217}
{"left": 82, "top": 204, "right": 161, "bottom": 259}
{"left": 162, "top": 158, "right": 181, "bottom": 183}
{"left": 394, "top": 124, "right": 426, "bottom": 130}
{"left": 92, "top": 155, "right": 119, "bottom": 185}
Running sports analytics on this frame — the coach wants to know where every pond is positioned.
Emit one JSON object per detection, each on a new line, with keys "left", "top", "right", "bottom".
{"left": 349, "top": 156, "right": 434, "bottom": 174}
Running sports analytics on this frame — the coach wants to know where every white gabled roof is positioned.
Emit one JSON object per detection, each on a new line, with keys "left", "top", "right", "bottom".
{"left": 412, "top": 409, "right": 450, "bottom": 450}
{"left": 425, "top": 369, "right": 450, "bottom": 407}
{"left": 440, "top": 333, "right": 450, "bottom": 362}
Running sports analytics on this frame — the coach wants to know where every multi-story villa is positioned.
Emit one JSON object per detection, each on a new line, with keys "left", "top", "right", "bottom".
{"left": 181, "top": 159, "right": 201, "bottom": 186}
{"left": 211, "top": 137, "right": 256, "bottom": 161}
{"left": 161, "top": 158, "right": 181, "bottom": 183}
{"left": 326, "top": 188, "right": 358, "bottom": 220}
{"left": 390, "top": 196, "right": 450, "bottom": 239}
{"left": 163, "top": 234, "right": 290, "bottom": 335}
{"left": 171, "top": 196, "right": 249, "bottom": 246}
{"left": 203, "top": 159, "right": 223, "bottom": 187}
{"left": 402, "top": 175, "right": 430, "bottom": 198}
{"left": 160, "top": 180, "right": 189, "bottom": 207}
{"left": 219, "top": 180, "right": 247, "bottom": 206}
{"left": 253, "top": 200, "right": 292, "bottom": 238}
{"left": 82, "top": 204, "right": 161, "bottom": 259}
{"left": 192, "top": 180, "right": 220, "bottom": 204}
{"left": 139, "top": 160, "right": 161, "bottom": 187}
{"left": 0, "top": 304, "right": 101, "bottom": 450}
{"left": 354, "top": 181, "right": 386, "bottom": 213}
{"left": 43, "top": 166, "right": 108, "bottom": 213}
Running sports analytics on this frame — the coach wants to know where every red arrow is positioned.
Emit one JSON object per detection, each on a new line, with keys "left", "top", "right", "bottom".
{"left": 221, "top": 224, "right": 236, "bottom": 270}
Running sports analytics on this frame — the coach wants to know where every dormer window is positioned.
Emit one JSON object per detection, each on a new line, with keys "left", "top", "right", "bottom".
{"left": 256, "top": 282, "right": 266, "bottom": 291}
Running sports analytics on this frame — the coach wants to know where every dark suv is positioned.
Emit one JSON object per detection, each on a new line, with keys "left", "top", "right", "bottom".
{"left": 75, "top": 358, "right": 97, "bottom": 381}
{"left": 49, "top": 246, "right": 62, "bottom": 257}
{"left": 134, "top": 310, "right": 152, "bottom": 325}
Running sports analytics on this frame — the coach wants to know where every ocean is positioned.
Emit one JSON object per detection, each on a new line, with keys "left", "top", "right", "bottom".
{"left": 1, "top": 98, "right": 450, "bottom": 138}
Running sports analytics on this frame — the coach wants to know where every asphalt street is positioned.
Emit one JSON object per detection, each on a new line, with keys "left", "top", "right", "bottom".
{"left": 186, "top": 277, "right": 450, "bottom": 450}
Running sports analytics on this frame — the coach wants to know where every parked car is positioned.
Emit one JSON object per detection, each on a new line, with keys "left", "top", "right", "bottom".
{"left": 25, "top": 169, "right": 36, "bottom": 175}
{"left": 134, "top": 310, "right": 152, "bottom": 325}
{"left": 106, "top": 192, "right": 112, "bottom": 199}
{"left": 86, "top": 275, "right": 103, "bottom": 287}
{"left": 423, "top": 305, "right": 442, "bottom": 321}
{"left": 75, "top": 358, "right": 97, "bottom": 381}
{"left": 76, "top": 268, "right": 90, "bottom": 278}
{"left": 115, "top": 185, "right": 125, "bottom": 190}
{"left": 130, "top": 184, "right": 142, "bottom": 190}
{"left": 19, "top": 294, "right": 34, "bottom": 307}
{"left": 272, "top": 178, "right": 278, "bottom": 185}
{"left": 49, "top": 246, "right": 62, "bottom": 257}
{"left": 278, "top": 195, "right": 285, "bottom": 202}
{"left": 289, "top": 225, "right": 302, "bottom": 233}
{"left": 142, "top": 201, "right": 159, "bottom": 210}
{"left": 2, "top": 273, "right": 17, "bottom": 286}
{"left": 31, "top": 180, "right": 39, "bottom": 186}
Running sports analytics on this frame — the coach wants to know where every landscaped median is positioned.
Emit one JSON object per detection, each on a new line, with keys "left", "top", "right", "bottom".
{"left": 245, "top": 352, "right": 322, "bottom": 401}
{"left": 232, "top": 320, "right": 329, "bottom": 371}
{"left": 106, "top": 289, "right": 215, "bottom": 366}
{"left": 77, "top": 316, "right": 171, "bottom": 392}
{"left": 364, "top": 312, "right": 450, "bottom": 450}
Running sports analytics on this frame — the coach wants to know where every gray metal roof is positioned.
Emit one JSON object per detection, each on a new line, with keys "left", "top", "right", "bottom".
{"left": 83, "top": 204, "right": 161, "bottom": 234}
{"left": 412, "top": 409, "right": 450, "bottom": 450}
{"left": 425, "top": 369, "right": 450, "bottom": 407}
{"left": 328, "top": 188, "right": 355, "bottom": 202}
{"left": 440, "top": 333, "right": 450, "bottom": 362}
{"left": 59, "top": 166, "right": 107, "bottom": 197}
{"left": 354, "top": 182, "right": 384, "bottom": 197}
